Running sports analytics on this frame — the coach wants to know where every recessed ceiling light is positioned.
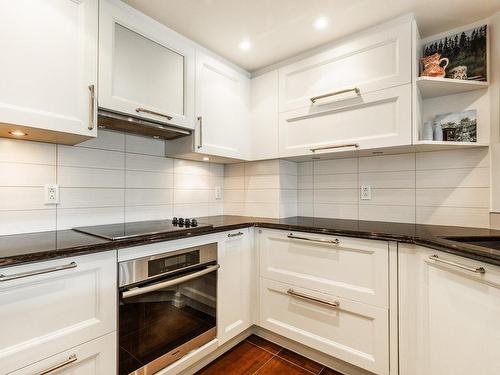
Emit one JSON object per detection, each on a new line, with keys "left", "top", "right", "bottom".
{"left": 313, "top": 17, "right": 329, "bottom": 30}
{"left": 9, "top": 130, "right": 27, "bottom": 137}
{"left": 239, "top": 39, "right": 251, "bottom": 51}
{"left": 203, "top": 157, "right": 210, "bottom": 161}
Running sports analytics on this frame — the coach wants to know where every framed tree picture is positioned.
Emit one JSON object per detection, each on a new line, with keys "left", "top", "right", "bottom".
{"left": 422, "top": 25, "right": 487, "bottom": 81}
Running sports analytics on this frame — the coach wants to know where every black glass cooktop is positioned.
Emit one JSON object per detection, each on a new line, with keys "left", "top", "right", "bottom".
{"left": 73, "top": 219, "right": 212, "bottom": 240}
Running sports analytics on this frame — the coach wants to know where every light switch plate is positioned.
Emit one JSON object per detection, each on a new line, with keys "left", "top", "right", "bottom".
{"left": 360, "top": 185, "right": 372, "bottom": 200}
{"left": 44, "top": 184, "right": 60, "bottom": 205}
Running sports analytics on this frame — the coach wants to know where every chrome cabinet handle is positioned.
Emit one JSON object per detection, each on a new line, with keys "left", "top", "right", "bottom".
{"left": 136, "top": 107, "right": 173, "bottom": 121}
{"left": 287, "top": 289, "right": 340, "bottom": 309}
{"left": 310, "top": 143, "right": 359, "bottom": 153}
{"left": 122, "top": 264, "right": 220, "bottom": 299}
{"left": 228, "top": 231, "right": 244, "bottom": 238}
{"left": 429, "top": 254, "right": 485, "bottom": 274}
{"left": 310, "top": 87, "right": 360, "bottom": 103}
{"left": 38, "top": 354, "right": 77, "bottom": 375}
{"left": 0, "top": 262, "right": 77, "bottom": 282}
{"left": 197, "top": 116, "right": 203, "bottom": 149}
{"left": 287, "top": 233, "right": 339, "bottom": 245}
{"left": 88, "top": 84, "right": 95, "bottom": 130}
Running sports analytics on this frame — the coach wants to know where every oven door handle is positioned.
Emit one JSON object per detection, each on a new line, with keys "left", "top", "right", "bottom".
{"left": 122, "top": 264, "right": 220, "bottom": 299}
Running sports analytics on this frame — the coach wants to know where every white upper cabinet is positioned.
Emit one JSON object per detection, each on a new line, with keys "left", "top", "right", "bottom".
{"left": 250, "top": 70, "right": 280, "bottom": 160}
{"left": 399, "top": 245, "right": 500, "bottom": 375}
{"left": 278, "top": 21, "right": 412, "bottom": 112}
{"left": 99, "top": 0, "right": 195, "bottom": 129}
{"left": 0, "top": 0, "right": 98, "bottom": 145}
{"left": 279, "top": 83, "right": 412, "bottom": 157}
{"left": 195, "top": 51, "right": 250, "bottom": 159}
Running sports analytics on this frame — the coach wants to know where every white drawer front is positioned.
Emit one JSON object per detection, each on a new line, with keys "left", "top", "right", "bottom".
{"left": 279, "top": 83, "right": 412, "bottom": 157}
{"left": 259, "top": 229, "right": 388, "bottom": 307}
{"left": 0, "top": 251, "right": 117, "bottom": 374}
{"left": 259, "top": 278, "right": 389, "bottom": 375}
{"left": 9, "top": 331, "right": 116, "bottom": 375}
{"left": 278, "top": 22, "right": 411, "bottom": 112}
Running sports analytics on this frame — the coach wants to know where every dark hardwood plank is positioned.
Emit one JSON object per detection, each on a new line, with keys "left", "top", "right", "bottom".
{"left": 319, "top": 367, "right": 344, "bottom": 375}
{"left": 246, "top": 334, "right": 282, "bottom": 354}
{"left": 276, "top": 348, "right": 323, "bottom": 374}
{"left": 256, "top": 357, "right": 312, "bottom": 375}
{"left": 195, "top": 341, "right": 273, "bottom": 375}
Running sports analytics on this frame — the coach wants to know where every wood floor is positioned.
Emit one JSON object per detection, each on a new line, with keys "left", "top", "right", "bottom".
{"left": 196, "top": 335, "right": 343, "bottom": 375}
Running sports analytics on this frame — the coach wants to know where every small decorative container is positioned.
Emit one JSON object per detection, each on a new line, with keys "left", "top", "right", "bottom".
{"left": 422, "top": 121, "right": 434, "bottom": 140}
{"left": 433, "top": 123, "right": 443, "bottom": 141}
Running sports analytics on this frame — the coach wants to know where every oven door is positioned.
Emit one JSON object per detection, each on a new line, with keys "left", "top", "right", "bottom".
{"left": 119, "top": 263, "right": 219, "bottom": 375}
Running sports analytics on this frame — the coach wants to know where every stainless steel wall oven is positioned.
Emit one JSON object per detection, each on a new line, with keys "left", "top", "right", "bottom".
{"left": 118, "top": 243, "right": 218, "bottom": 375}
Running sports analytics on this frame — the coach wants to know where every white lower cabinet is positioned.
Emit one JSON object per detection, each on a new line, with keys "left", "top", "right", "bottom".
{"left": 217, "top": 229, "right": 252, "bottom": 345}
{"left": 259, "top": 229, "right": 389, "bottom": 308}
{"left": 399, "top": 245, "right": 500, "bottom": 375}
{"left": 0, "top": 251, "right": 117, "bottom": 374}
{"left": 9, "top": 332, "right": 116, "bottom": 375}
{"left": 259, "top": 278, "right": 389, "bottom": 374}
{"left": 278, "top": 83, "right": 412, "bottom": 157}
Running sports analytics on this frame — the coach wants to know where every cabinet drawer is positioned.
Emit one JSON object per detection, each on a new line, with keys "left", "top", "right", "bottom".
{"left": 279, "top": 22, "right": 411, "bottom": 112}
{"left": 9, "top": 331, "right": 116, "bottom": 375}
{"left": 259, "top": 229, "right": 388, "bottom": 307}
{"left": 279, "top": 83, "right": 412, "bottom": 157}
{"left": 0, "top": 251, "right": 117, "bottom": 374}
{"left": 259, "top": 278, "right": 389, "bottom": 375}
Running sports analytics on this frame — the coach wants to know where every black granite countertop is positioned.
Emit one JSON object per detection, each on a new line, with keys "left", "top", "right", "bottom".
{"left": 1, "top": 216, "right": 500, "bottom": 268}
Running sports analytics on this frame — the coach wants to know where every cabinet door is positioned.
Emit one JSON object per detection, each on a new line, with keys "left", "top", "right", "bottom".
{"left": 279, "top": 22, "right": 411, "bottom": 112}
{"left": 260, "top": 278, "right": 389, "bottom": 375}
{"left": 0, "top": 251, "right": 117, "bottom": 374}
{"left": 399, "top": 245, "right": 500, "bottom": 375}
{"left": 259, "top": 229, "right": 389, "bottom": 308}
{"left": 250, "top": 70, "right": 279, "bottom": 160}
{"left": 217, "top": 229, "right": 252, "bottom": 345}
{"left": 196, "top": 52, "right": 250, "bottom": 160}
{"left": 99, "top": 0, "right": 195, "bottom": 129}
{"left": 279, "top": 84, "right": 411, "bottom": 157}
{"left": 9, "top": 332, "right": 116, "bottom": 375}
{"left": 0, "top": 0, "right": 98, "bottom": 144}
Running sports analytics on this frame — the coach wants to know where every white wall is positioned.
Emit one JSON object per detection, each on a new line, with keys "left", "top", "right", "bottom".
{"left": 298, "top": 148, "right": 490, "bottom": 228}
{"left": 0, "top": 130, "right": 224, "bottom": 235}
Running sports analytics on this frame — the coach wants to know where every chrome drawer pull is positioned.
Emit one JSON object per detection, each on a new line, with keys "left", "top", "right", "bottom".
{"left": 310, "top": 143, "right": 359, "bottom": 153}
{"left": 287, "top": 233, "right": 339, "bottom": 245}
{"left": 197, "top": 116, "right": 203, "bottom": 149}
{"left": 136, "top": 107, "right": 173, "bottom": 121}
{"left": 0, "top": 262, "right": 77, "bottom": 282}
{"left": 122, "top": 264, "right": 220, "bottom": 299}
{"left": 310, "top": 87, "right": 360, "bottom": 103}
{"left": 38, "top": 354, "right": 77, "bottom": 375}
{"left": 88, "top": 84, "right": 95, "bottom": 130}
{"left": 429, "top": 254, "right": 485, "bottom": 274}
{"left": 287, "top": 289, "right": 340, "bottom": 309}
{"left": 228, "top": 231, "right": 244, "bottom": 238}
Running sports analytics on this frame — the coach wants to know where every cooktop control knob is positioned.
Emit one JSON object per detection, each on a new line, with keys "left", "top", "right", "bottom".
{"left": 191, "top": 219, "right": 198, "bottom": 227}
{"left": 178, "top": 217, "right": 185, "bottom": 226}
{"left": 185, "top": 218, "right": 191, "bottom": 227}
{"left": 172, "top": 217, "right": 178, "bottom": 225}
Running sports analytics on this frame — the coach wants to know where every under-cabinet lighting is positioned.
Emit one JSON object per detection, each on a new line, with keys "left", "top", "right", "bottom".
{"left": 9, "top": 130, "right": 27, "bottom": 137}
{"left": 203, "top": 157, "right": 210, "bottom": 161}
{"left": 313, "top": 17, "right": 329, "bottom": 30}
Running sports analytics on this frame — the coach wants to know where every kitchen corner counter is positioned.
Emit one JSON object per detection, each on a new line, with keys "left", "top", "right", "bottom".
{"left": 1, "top": 216, "right": 500, "bottom": 268}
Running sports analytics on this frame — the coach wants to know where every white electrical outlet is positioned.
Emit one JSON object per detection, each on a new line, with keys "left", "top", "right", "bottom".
{"left": 360, "top": 185, "right": 372, "bottom": 200}
{"left": 44, "top": 184, "right": 60, "bottom": 205}
{"left": 215, "top": 186, "right": 223, "bottom": 200}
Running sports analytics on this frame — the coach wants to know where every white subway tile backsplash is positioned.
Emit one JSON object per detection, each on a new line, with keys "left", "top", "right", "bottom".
{"left": 173, "top": 203, "right": 210, "bottom": 218}
{"left": 0, "top": 209, "right": 56, "bottom": 235}
{"left": 57, "top": 207, "right": 125, "bottom": 230}
{"left": 210, "top": 163, "right": 224, "bottom": 177}
{"left": 174, "top": 159, "right": 210, "bottom": 175}
{"left": 314, "top": 173, "right": 358, "bottom": 189}
{"left": 59, "top": 167, "right": 124, "bottom": 188}
{"left": 313, "top": 203, "right": 358, "bottom": 220}
{"left": 416, "top": 188, "right": 490, "bottom": 208}
{"left": 314, "top": 189, "right": 358, "bottom": 204}
{"left": 359, "top": 153, "right": 415, "bottom": 172}
{"left": 298, "top": 203, "right": 313, "bottom": 216}
{"left": 224, "top": 176, "right": 245, "bottom": 190}
{"left": 416, "top": 168, "right": 489, "bottom": 188}
{"left": 298, "top": 175, "right": 313, "bottom": 189}
{"left": 174, "top": 189, "right": 210, "bottom": 204}
{"left": 245, "top": 174, "right": 280, "bottom": 189}
{"left": 224, "top": 163, "right": 245, "bottom": 177}
{"left": 279, "top": 160, "right": 298, "bottom": 176}
{"left": 0, "top": 163, "right": 56, "bottom": 186}
{"left": 416, "top": 206, "right": 490, "bottom": 228}
{"left": 174, "top": 173, "right": 210, "bottom": 189}
{"left": 0, "top": 187, "right": 46, "bottom": 210}
{"left": 126, "top": 170, "right": 174, "bottom": 189}
{"left": 77, "top": 130, "right": 125, "bottom": 152}
{"left": 125, "top": 134, "right": 165, "bottom": 156}
{"left": 125, "top": 205, "right": 172, "bottom": 222}
{"left": 0, "top": 139, "right": 56, "bottom": 165}
{"left": 314, "top": 158, "right": 357, "bottom": 175}
{"left": 416, "top": 148, "right": 489, "bottom": 170}
{"left": 360, "top": 171, "right": 415, "bottom": 189}
{"left": 245, "top": 189, "right": 281, "bottom": 203}
{"left": 59, "top": 188, "right": 124, "bottom": 209}
{"left": 359, "top": 205, "right": 415, "bottom": 223}
{"left": 361, "top": 188, "right": 415, "bottom": 206}
{"left": 298, "top": 189, "right": 313, "bottom": 203}
{"left": 125, "top": 189, "right": 173, "bottom": 206}
{"left": 126, "top": 153, "right": 173, "bottom": 173}
{"left": 298, "top": 162, "right": 313, "bottom": 176}
{"left": 245, "top": 160, "right": 280, "bottom": 175}
{"left": 58, "top": 145, "right": 124, "bottom": 169}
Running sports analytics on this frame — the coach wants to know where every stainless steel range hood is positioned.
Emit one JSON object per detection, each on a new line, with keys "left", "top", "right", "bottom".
{"left": 97, "top": 109, "right": 191, "bottom": 140}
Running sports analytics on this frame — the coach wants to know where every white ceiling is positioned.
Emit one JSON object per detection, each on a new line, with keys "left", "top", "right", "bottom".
{"left": 124, "top": 0, "right": 500, "bottom": 72}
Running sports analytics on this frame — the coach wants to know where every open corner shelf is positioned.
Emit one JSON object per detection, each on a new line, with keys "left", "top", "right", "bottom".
{"left": 414, "top": 140, "right": 489, "bottom": 151}
{"left": 416, "top": 77, "right": 489, "bottom": 99}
